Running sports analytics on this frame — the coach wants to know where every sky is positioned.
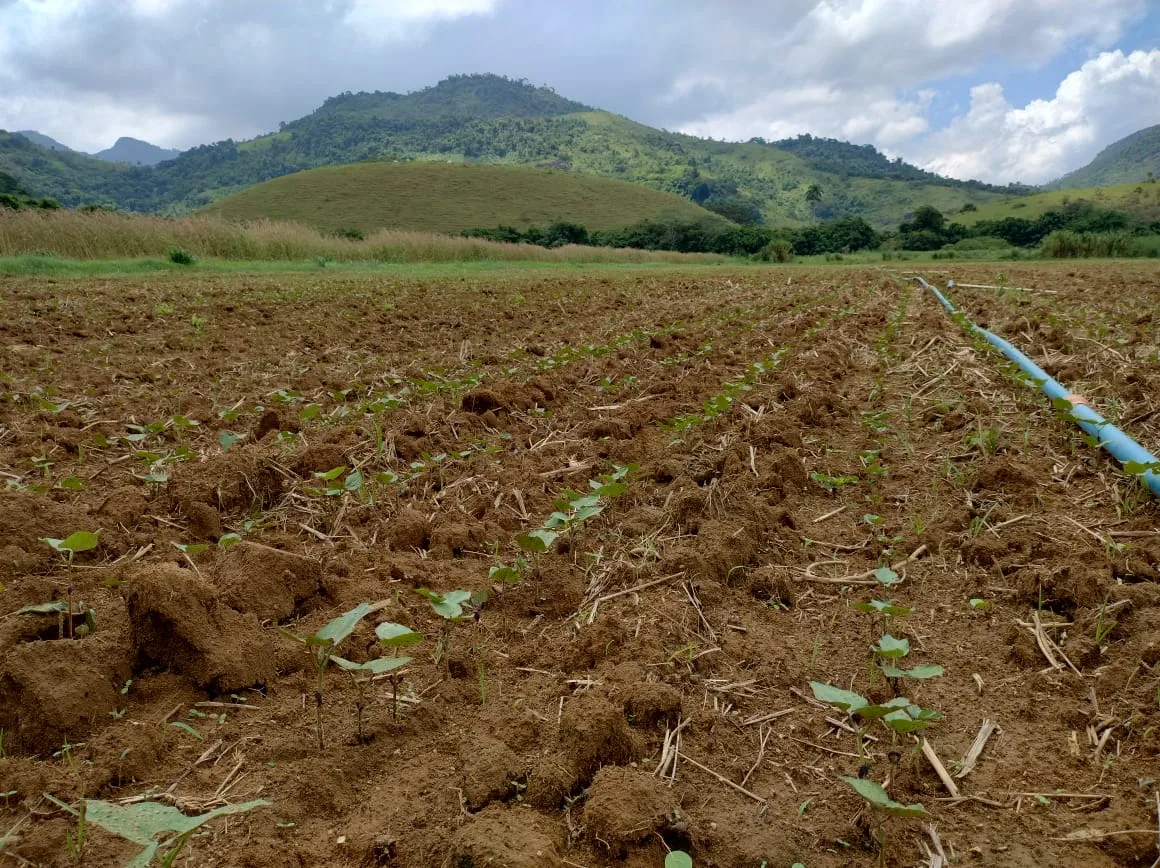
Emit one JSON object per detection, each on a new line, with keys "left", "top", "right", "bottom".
{"left": 0, "top": 0, "right": 1158, "bottom": 185}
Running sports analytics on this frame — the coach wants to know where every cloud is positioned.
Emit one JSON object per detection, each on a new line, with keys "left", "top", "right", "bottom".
{"left": 341, "top": 0, "right": 497, "bottom": 41}
{"left": 0, "top": 0, "right": 1154, "bottom": 183}
{"left": 675, "top": 0, "right": 1147, "bottom": 157}
{"left": 918, "top": 49, "right": 1160, "bottom": 183}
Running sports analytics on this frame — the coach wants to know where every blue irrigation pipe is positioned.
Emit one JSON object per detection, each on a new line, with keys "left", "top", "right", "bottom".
{"left": 911, "top": 276, "right": 1160, "bottom": 498}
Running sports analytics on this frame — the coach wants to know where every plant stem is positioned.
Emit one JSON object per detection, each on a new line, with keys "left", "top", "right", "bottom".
{"left": 314, "top": 659, "right": 326, "bottom": 751}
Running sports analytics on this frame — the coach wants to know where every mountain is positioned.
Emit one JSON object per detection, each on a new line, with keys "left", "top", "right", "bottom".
{"left": 0, "top": 73, "right": 1019, "bottom": 227}
{"left": 202, "top": 161, "right": 728, "bottom": 234}
{"left": 92, "top": 137, "right": 180, "bottom": 166}
{"left": 16, "top": 130, "right": 74, "bottom": 152}
{"left": 956, "top": 180, "right": 1160, "bottom": 227}
{"left": 1051, "top": 125, "right": 1160, "bottom": 189}
{"left": 13, "top": 130, "right": 178, "bottom": 165}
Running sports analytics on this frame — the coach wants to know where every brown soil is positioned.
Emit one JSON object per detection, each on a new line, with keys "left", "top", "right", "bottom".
{"left": 0, "top": 263, "right": 1158, "bottom": 867}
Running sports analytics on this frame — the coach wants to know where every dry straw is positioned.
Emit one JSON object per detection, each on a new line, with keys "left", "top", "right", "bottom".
{"left": 0, "top": 209, "right": 725, "bottom": 265}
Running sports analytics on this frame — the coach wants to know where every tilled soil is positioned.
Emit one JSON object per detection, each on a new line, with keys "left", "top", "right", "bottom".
{"left": 0, "top": 263, "right": 1158, "bottom": 867}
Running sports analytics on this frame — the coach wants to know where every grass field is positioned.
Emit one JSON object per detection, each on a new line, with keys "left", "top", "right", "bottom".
{"left": 955, "top": 180, "right": 1160, "bottom": 225}
{"left": 0, "top": 209, "right": 726, "bottom": 265}
{"left": 0, "top": 261, "right": 1157, "bottom": 867}
{"left": 201, "top": 161, "right": 729, "bottom": 234}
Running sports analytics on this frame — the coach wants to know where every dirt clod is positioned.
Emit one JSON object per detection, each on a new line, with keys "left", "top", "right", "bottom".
{"left": 126, "top": 563, "right": 275, "bottom": 691}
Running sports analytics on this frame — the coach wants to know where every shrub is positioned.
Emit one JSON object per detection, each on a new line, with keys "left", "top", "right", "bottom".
{"left": 1040, "top": 230, "right": 1134, "bottom": 259}
{"left": 946, "top": 235, "right": 1012, "bottom": 250}
{"left": 755, "top": 238, "right": 793, "bottom": 262}
{"left": 168, "top": 248, "right": 196, "bottom": 265}
{"left": 332, "top": 227, "right": 365, "bottom": 241}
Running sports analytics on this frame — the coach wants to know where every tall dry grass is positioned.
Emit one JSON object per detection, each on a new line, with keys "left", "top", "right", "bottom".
{"left": 0, "top": 210, "right": 725, "bottom": 264}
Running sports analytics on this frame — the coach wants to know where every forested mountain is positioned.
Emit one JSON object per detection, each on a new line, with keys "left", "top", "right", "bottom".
{"left": 1, "top": 73, "right": 1020, "bottom": 227}
{"left": 93, "top": 137, "right": 180, "bottom": 166}
{"left": 1051, "top": 125, "right": 1160, "bottom": 189}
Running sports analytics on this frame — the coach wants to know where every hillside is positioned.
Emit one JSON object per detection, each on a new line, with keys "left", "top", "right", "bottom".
{"left": 202, "top": 161, "right": 728, "bottom": 234}
{"left": 955, "top": 181, "right": 1160, "bottom": 226}
{"left": 2, "top": 73, "right": 1016, "bottom": 227}
{"left": 15, "top": 130, "right": 73, "bottom": 152}
{"left": 1051, "top": 125, "right": 1160, "bottom": 189}
{"left": 93, "top": 137, "right": 180, "bottom": 166}
{"left": 14, "top": 130, "right": 179, "bottom": 165}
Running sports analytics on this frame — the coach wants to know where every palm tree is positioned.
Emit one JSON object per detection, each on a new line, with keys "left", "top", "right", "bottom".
{"left": 805, "top": 184, "right": 823, "bottom": 222}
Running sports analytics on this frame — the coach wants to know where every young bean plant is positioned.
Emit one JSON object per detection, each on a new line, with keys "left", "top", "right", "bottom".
{"left": 415, "top": 588, "right": 487, "bottom": 666}
{"left": 39, "top": 531, "right": 100, "bottom": 639}
{"left": 279, "top": 603, "right": 375, "bottom": 750}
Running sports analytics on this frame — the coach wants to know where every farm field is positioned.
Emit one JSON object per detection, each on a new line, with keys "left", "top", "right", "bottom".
{"left": 0, "top": 262, "right": 1158, "bottom": 867}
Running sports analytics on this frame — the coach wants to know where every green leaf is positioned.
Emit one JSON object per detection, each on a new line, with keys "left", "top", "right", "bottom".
{"left": 516, "top": 529, "right": 558, "bottom": 554}
{"left": 665, "top": 852, "right": 694, "bottom": 868}
{"left": 300, "top": 403, "right": 322, "bottom": 421}
{"left": 344, "top": 470, "right": 364, "bottom": 492}
{"left": 872, "top": 634, "right": 910, "bottom": 659}
{"left": 542, "top": 512, "right": 570, "bottom": 529}
{"left": 219, "top": 431, "right": 239, "bottom": 452}
{"left": 332, "top": 655, "right": 412, "bottom": 675}
{"left": 854, "top": 697, "right": 912, "bottom": 720}
{"left": 167, "top": 721, "right": 202, "bottom": 740}
{"left": 218, "top": 533, "right": 242, "bottom": 549}
{"left": 591, "top": 481, "right": 626, "bottom": 498}
{"left": 880, "top": 664, "right": 945, "bottom": 680}
{"left": 17, "top": 600, "right": 69, "bottom": 615}
{"left": 571, "top": 504, "right": 604, "bottom": 523}
{"left": 882, "top": 709, "right": 935, "bottom": 733}
{"left": 1124, "top": 460, "right": 1160, "bottom": 475}
{"left": 488, "top": 565, "right": 520, "bottom": 584}
{"left": 809, "top": 681, "right": 868, "bottom": 713}
{"left": 872, "top": 567, "right": 900, "bottom": 587}
{"left": 313, "top": 465, "right": 347, "bottom": 481}
{"left": 375, "top": 622, "right": 423, "bottom": 647}
{"left": 58, "top": 476, "right": 85, "bottom": 491}
{"left": 311, "top": 602, "right": 372, "bottom": 648}
{"left": 41, "top": 531, "right": 100, "bottom": 555}
{"left": 841, "top": 776, "right": 928, "bottom": 817}
{"left": 83, "top": 798, "right": 269, "bottom": 848}
{"left": 416, "top": 588, "right": 473, "bottom": 620}
{"left": 968, "top": 598, "right": 988, "bottom": 610}
{"left": 850, "top": 600, "right": 913, "bottom": 617}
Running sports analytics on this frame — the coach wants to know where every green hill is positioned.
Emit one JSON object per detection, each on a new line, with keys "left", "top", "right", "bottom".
{"left": 1, "top": 73, "right": 1018, "bottom": 227}
{"left": 954, "top": 181, "right": 1160, "bottom": 226}
{"left": 1051, "top": 125, "right": 1160, "bottom": 189}
{"left": 202, "top": 161, "right": 728, "bottom": 234}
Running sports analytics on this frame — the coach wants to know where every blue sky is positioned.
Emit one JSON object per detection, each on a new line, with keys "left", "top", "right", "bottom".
{"left": 0, "top": 0, "right": 1158, "bottom": 184}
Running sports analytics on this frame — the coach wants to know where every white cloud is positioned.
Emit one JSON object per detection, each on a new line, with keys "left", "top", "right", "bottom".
{"left": 919, "top": 49, "right": 1160, "bottom": 183}
{"left": 342, "top": 0, "right": 496, "bottom": 41}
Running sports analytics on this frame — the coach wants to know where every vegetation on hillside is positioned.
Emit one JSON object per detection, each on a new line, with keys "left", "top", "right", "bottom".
{"left": 1, "top": 74, "right": 1009, "bottom": 226}
{"left": 956, "top": 180, "right": 1160, "bottom": 226}
{"left": 202, "top": 161, "right": 726, "bottom": 234}
{"left": 0, "top": 209, "right": 724, "bottom": 264}
{"left": 1051, "top": 124, "right": 1160, "bottom": 189}
{"left": 0, "top": 169, "right": 61, "bottom": 210}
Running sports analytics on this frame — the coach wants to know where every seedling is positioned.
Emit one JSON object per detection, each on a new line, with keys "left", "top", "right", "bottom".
{"left": 279, "top": 603, "right": 374, "bottom": 750}
{"left": 376, "top": 622, "right": 423, "bottom": 720}
{"left": 415, "top": 588, "right": 487, "bottom": 666}
{"left": 50, "top": 797, "right": 268, "bottom": 867}
{"left": 841, "top": 775, "right": 927, "bottom": 865}
{"left": 810, "top": 471, "right": 859, "bottom": 491}
{"left": 332, "top": 654, "right": 411, "bottom": 743}
{"left": 516, "top": 528, "right": 558, "bottom": 574}
{"left": 666, "top": 852, "right": 693, "bottom": 868}
{"left": 39, "top": 531, "right": 100, "bottom": 639}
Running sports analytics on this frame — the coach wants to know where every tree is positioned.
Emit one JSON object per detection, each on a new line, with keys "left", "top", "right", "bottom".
{"left": 910, "top": 205, "right": 945, "bottom": 233}
{"left": 805, "top": 184, "right": 823, "bottom": 222}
